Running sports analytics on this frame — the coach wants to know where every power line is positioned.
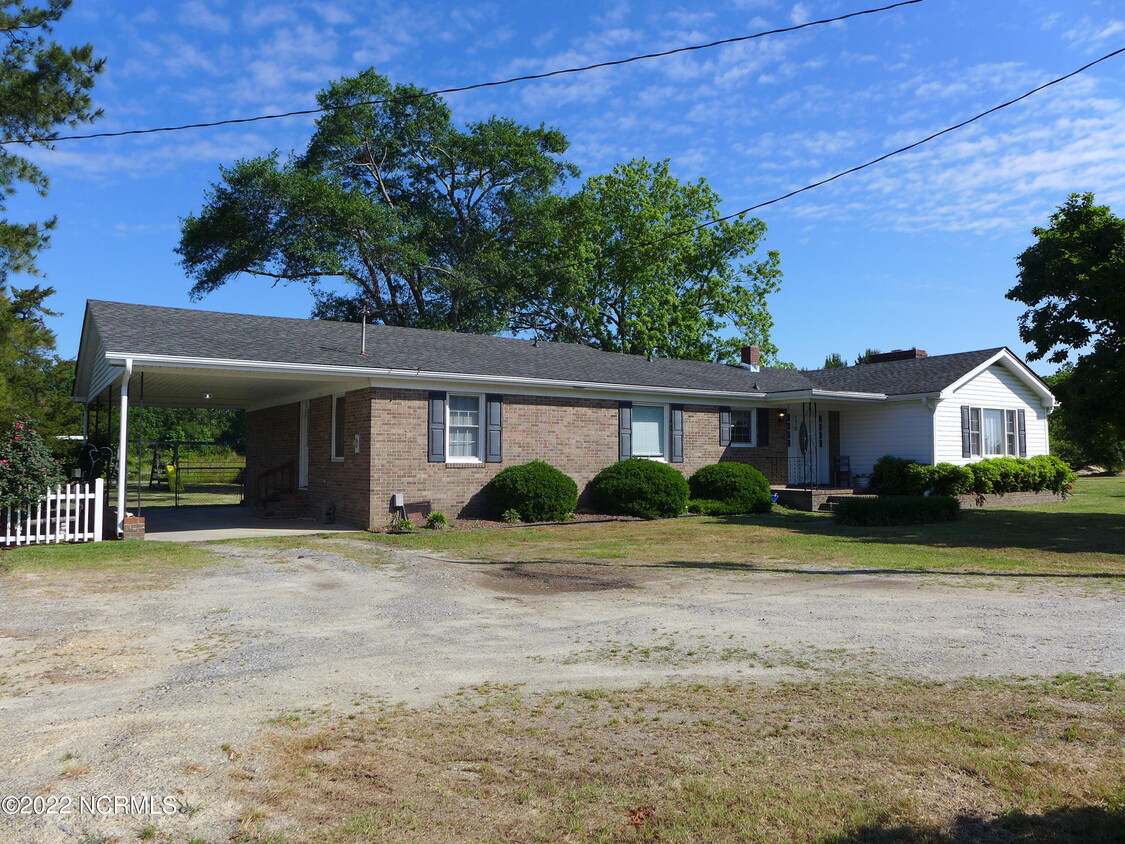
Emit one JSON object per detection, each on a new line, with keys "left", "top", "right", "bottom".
{"left": 2, "top": 0, "right": 926, "bottom": 146}
{"left": 541, "top": 45, "right": 1125, "bottom": 277}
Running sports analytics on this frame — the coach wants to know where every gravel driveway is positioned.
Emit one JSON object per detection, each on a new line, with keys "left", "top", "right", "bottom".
{"left": 1, "top": 541, "right": 1122, "bottom": 843}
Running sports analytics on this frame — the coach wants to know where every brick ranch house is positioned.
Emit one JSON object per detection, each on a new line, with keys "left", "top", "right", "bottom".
{"left": 72, "top": 300, "right": 1057, "bottom": 533}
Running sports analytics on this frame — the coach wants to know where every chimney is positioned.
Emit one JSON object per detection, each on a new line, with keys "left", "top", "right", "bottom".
{"left": 868, "top": 348, "right": 928, "bottom": 364}
{"left": 741, "top": 345, "right": 761, "bottom": 367}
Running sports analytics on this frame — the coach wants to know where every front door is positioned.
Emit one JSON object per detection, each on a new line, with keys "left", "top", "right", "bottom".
{"left": 787, "top": 403, "right": 828, "bottom": 486}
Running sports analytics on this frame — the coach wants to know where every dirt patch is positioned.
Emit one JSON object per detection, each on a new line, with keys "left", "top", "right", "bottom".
{"left": 456, "top": 561, "right": 638, "bottom": 595}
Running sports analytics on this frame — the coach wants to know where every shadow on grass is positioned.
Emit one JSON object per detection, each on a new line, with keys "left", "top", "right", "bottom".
{"left": 725, "top": 507, "right": 1125, "bottom": 557}
{"left": 824, "top": 804, "right": 1125, "bottom": 843}
{"left": 437, "top": 556, "right": 1125, "bottom": 579}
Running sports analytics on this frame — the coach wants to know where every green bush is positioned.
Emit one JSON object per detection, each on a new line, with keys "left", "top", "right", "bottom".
{"left": 903, "top": 462, "right": 974, "bottom": 496}
{"left": 589, "top": 458, "right": 689, "bottom": 520}
{"left": 424, "top": 511, "right": 448, "bottom": 530}
{"left": 0, "top": 419, "right": 66, "bottom": 510}
{"left": 871, "top": 455, "right": 916, "bottom": 495}
{"left": 834, "top": 495, "right": 960, "bottom": 526}
{"left": 489, "top": 460, "right": 578, "bottom": 522}
{"left": 875, "top": 454, "right": 1077, "bottom": 497}
{"left": 1028, "top": 454, "right": 1077, "bottom": 494}
{"left": 688, "top": 462, "right": 772, "bottom": 515}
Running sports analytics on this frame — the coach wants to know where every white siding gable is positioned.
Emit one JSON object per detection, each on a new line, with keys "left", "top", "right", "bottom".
{"left": 935, "top": 363, "right": 1050, "bottom": 464}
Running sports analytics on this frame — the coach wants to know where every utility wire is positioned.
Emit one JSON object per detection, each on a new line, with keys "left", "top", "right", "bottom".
{"left": 2, "top": 0, "right": 925, "bottom": 146}
{"left": 538, "top": 45, "right": 1125, "bottom": 278}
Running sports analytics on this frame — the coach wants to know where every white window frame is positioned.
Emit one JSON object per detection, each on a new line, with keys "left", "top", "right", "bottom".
{"left": 446, "top": 393, "right": 484, "bottom": 463}
{"left": 331, "top": 394, "right": 346, "bottom": 462}
{"left": 729, "top": 408, "right": 757, "bottom": 448}
{"left": 632, "top": 403, "right": 668, "bottom": 460}
{"left": 968, "top": 406, "right": 1018, "bottom": 457}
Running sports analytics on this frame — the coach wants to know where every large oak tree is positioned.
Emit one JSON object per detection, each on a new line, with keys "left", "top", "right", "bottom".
{"left": 178, "top": 69, "right": 577, "bottom": 334}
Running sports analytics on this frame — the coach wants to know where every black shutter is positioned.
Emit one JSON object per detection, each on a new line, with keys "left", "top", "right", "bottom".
{"left": 427, "top": 391, "right": 446, "bottom": 462}
{"left": 756, "top": 407, "right": 770, "bottom": 447}
{"left": 719, "top": 406, "right": 731, "bottom": 447}
{"left": 669, "top": 404, "right": 684, "bottom": 463}
{"left": 485, "top": 394, "right": 503, "bottom": 463}
{"left": 618, "top": 401, "right": 632, "bottom": 461}
{"left": 1017, "top": 409, "right": 1027, "bottom": 457}
{"left": 960, "top": 405, "right": 971, "bottom": 458}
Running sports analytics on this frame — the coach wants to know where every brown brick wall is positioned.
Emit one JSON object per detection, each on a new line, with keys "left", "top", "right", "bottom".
{"left": 246, "top": 388, "right": 373, "bottom": 528}
{"left": 246, "top": 402, "right": 299, "bottom": 503}
{"left": 250, "top": 389, "right": 791, "bottom": 527}
{"left": 368, "top": 390, "right": 788, "bottom": 521}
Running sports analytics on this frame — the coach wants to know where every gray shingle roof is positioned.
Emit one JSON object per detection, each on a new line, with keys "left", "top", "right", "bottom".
{"left": 800, "top": 349, "right": 1007, "bottom": 395}
{"left": 86, "top": 300, "right": 813, "bottom": 394}
{"left": 84, "top": 300, "right": 1010, "bottom": 397}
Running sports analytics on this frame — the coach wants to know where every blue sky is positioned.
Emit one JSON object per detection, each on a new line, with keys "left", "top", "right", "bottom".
{"left": 12, "top": 0, "right": 1125, "bottom": 372}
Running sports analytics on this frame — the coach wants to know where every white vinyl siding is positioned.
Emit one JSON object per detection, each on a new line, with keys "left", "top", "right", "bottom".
{"left": 835, "top": 400, "right": 934, "bottom": 477}
{"left": 632, "top": 404, "right": 666, "bottom": 458}
{"left": 934, "top": 363, "right": 1050, "bottom": 464}
{"left": 447, "top": 394, "right": 482, "bottom": 461}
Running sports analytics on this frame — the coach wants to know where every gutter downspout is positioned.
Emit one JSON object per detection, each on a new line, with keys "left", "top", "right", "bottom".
{"left": 922, "top": 397, "right": 937, "bottom": 465}
{"left": 116, "top": 360, "right": 133, "bottom": 538}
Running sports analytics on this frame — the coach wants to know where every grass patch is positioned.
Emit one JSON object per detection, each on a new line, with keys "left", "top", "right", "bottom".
{"left": 0, "top": 539, "right": 212, "bottom": 574}
{"left": 360, "top": 476, "right": 1125, "bottom": 577}
{"left": 241, "top": 675, "right": 1125, "bottom": 843}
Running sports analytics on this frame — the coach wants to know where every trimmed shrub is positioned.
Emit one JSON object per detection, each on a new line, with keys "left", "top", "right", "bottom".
{"left": 688, "top": 462, "right": 772, "bottom": 515}
{"left": 875, "top": 454, "right": 1077, "bottom": 497}
{"left": 1028, "top": 454, "right": 1076, "bottom": 494}
{"left": 871, "top": 455, "right": 916, "bottom": 496}
{"left": 489, "top": 460, "right": 578, "bottom": 523}
{"left": 589, "top": 458, "right": 689, "bottom": 519}
{"left": 903, "top": 462, "right": 974, "bottom": 496}
{"left": 834, "top": 495, "right": 960, "bottom": 526}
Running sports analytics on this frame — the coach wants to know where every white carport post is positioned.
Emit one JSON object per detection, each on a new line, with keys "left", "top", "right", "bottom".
{"left": 116, "top": 359, "right": 133, "bottom": 538}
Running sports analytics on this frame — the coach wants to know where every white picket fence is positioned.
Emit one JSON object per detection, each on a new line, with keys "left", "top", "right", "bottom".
{"left": 2, "top": 478, "right": 104, "bottom": 546}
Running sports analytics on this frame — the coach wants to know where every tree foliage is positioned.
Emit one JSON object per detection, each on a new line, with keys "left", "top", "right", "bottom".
{"left": 180, "top": 75, "right": 789, "bottom": 364}
{"left": 822, "top": 352, "right": 846, "bottom": 369}
{"left": 1008, "top": 193, "right": 1124, "bottom": 463}
{"left": 1043, "top": 367, "right": 1123, "bottom": 472}
{"left": 178, "top": 69, "right": 577, "bottom": 334}
{"left": 854, "top": 348, "right": 881, "bottom": 366}
{"left": 512, "top": 158, "right": 783, "bottom": 363}
{"left": 0, "top": 283, "right": 80, "bottom": 441}
{"left": 1, "top": 0, "right": 103, "bottom": 283}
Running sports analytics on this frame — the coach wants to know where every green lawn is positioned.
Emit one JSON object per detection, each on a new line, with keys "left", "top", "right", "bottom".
{"left": 0, "top": 538, "right": 212, "bottom": 574}
{"left": 3, "top": 476, "right": 1120, "bottom": 579}
{"left": 361, "top": 475, "right": 1125, "bottom": 577}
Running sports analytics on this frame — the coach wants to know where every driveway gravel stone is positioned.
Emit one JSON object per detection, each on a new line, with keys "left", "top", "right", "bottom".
{"left": 1, "top": 542, "right": 1121, "bottom": 842}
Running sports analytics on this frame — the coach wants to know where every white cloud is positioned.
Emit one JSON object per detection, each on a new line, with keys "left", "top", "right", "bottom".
{"left": 177, "top": 0, "right": 230, "bottom": 34}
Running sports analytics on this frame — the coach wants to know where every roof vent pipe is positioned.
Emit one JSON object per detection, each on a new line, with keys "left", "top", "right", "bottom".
{"left": 360, "top": 302, "right": 368, "bottom": 357}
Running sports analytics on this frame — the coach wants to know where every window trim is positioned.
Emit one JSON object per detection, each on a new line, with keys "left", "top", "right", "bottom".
{"left": 728, "top": 407, "right": 757, "bottom": 448}
{"left": 631, "top": 403, "right": 669, "bottom": 460}
{"left": 967, "top": 406, "right": 1021, "bottom": 457}
{"left": 446, "top": 392, "right": 485, "bottom": 463}
{"left": 330, "top": 393, "right": 346, "bottom": 462}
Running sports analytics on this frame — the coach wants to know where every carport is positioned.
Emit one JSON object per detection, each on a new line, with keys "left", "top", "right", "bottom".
{"left": 71, "top": 301, "right": 373, "bottom": 538}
